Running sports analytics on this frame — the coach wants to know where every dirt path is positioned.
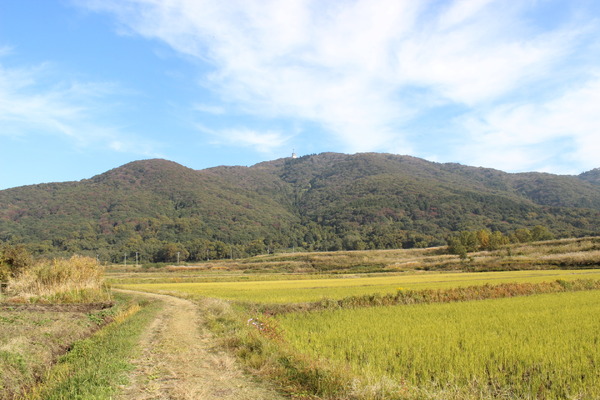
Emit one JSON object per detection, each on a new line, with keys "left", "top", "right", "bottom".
{"left": 116, "top": 290, "right": 286, "bottom": 400}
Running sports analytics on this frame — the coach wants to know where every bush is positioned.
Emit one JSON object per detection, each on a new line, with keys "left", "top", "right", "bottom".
{"left": 0, "top": 244, "right": 33, "bottom": 281}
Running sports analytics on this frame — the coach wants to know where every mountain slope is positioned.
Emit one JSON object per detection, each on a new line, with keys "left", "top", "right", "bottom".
{"left": 275, "top": 153, "right": 600, "bottom": 248}
{"left": 579, "top": 168, "right": 600, "bottom": 186}
{"left": 1, "top": 153, "right": 599, "bottom": 261}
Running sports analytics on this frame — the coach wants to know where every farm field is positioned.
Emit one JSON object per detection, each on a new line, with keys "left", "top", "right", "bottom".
{"left": 276, "top": 290, "right": 600, "bottom": 399}
{"left": 5, "top": 238, "right": 600, "bottom": 399}
{"left": 116, "top": 268, "right": 600, "bottom": 303}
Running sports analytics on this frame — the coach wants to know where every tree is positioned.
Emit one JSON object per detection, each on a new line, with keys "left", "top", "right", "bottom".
{"left": 447, "top": 237, "right": 468, "bottom": 259}
{"left": 531, "top": 225, "right": 553, "bottom": 241}
{"left": 512, "top": 228, "right": 532, "bottom": 243}
{"left": 489, "top": 231, "right": 509, "bottom": 250}
{"left": 459, "top": 231, "right": 479, "bottom": 252}
{"left": 156, "top": 242, "right": 189, "bottom": 263}
{"left": 0, "top": 244, "right": 33, "bottom": 281}
{"left": 476, "top": 229, "right": 491, "bottom": 250}
{"left": 245, "top": 239, "right": 266, "bottom": 256}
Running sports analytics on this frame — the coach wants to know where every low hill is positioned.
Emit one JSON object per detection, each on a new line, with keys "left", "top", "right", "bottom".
{"left": 1, "top": 153, "right": 599, "bottom": 261}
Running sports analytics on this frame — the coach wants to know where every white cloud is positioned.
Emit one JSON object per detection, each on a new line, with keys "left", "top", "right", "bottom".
{"left": 78, "top": 0, "right": 600, "bottom": 171}
{"left": 457, "top": 75, "right": 600, "bottom": 173}
{"left": 196, "top": 123, "right": 289, "bottom": 153}
{"left": 193, "top": 103, "right": 225, "bottom": 115}
{"left": 0, "top": 53, "right": 162, "bottom": 156}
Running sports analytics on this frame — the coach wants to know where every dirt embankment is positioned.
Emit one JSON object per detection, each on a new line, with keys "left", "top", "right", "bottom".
{"left": 116, "top": 290, "right": 285, "bottom": 400}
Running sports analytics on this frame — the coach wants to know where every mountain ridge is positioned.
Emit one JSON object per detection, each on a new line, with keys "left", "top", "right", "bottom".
{"left": 1, "top": 152, "right": 599, "bottom": 261}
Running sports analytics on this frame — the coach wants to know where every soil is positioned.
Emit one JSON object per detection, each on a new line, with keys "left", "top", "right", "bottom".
{"left": 116, "top": 290, "right": 286, "bottom": 400}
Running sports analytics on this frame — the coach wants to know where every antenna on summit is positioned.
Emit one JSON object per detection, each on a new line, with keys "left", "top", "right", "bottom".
{"left": 292, "top": 149, "right": 297, "bottom": 159}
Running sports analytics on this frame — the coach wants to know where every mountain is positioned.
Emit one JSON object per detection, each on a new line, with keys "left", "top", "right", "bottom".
{"left": 579, "top": 168, "right": 600, "bottom": 186}
{"left": 1, "top": 153, "right": 600, "bottom": 262}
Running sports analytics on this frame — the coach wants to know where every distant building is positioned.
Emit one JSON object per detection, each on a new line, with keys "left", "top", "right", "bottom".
{"left": 292, "top": 150, "right": 297, "bottom": 159}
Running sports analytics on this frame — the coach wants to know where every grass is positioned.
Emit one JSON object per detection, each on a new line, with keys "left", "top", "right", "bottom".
{"left": 6, "top": 256, "right": 111, "bottom": 304}
{"left": 116, "top": 268, "right": 600, "bottom": 304}
{"left": 0, "top": 303, "right": 116, "bottom": 399}
{"left": 107, "top": 237, "right": 600, "bottom": 280}
{"left": 1, "top": 257, "right": 165, "bottom": 399}
{"left": 23, "top": 292, "right": 162, "bottom": 400}
{"left": 275, "top": 291, "right": 600, "bottom": 399}
{"left": 6, "top": 236, "right": 594, "bottom": 399}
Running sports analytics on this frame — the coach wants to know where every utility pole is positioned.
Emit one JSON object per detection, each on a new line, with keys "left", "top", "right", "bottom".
{"left": 135, "top": 252, "right": 139, "bottom": 267}
{"left": 124, "top": 253, "right": 127, "bottom": 267}
{"left": 177, "top": 251, "right": 180, "bottom": 264}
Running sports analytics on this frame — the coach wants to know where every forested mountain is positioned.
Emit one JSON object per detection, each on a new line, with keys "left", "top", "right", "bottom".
{"left": 1, "top": 153, "right": 600, "bottom": 262}
{"left": 579, "top": 168, "right": 600, "bottom": 186}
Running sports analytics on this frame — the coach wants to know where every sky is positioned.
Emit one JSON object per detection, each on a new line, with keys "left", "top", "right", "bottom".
{"left": 1, "top": 0, "right": 600, "bottom": 190}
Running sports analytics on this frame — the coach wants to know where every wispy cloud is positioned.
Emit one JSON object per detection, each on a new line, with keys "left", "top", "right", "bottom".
{"left": 196, "top": 123, "right": 289, "bottom": 153}
{"left": 79, "top": 0, "right": 600, "bottom": 172}
{"left": 0, "top": 52, "right": 161, "bottom": 156}
{"left": 458, "top": 75, "right": 600, "bottom": 173}
{"left": 193, "top": 103, "right": 225, "bottom": 115}
{"left": 0, "top": 46, "right": 12, "bottom": 57}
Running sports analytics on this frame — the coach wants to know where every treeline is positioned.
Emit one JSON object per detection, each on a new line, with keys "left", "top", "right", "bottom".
{"left": 447, "top": 225, "right": 554, "bottom": 257}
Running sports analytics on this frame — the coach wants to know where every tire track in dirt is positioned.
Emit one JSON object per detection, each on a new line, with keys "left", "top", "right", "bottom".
{"left": 116, "top": 290, "right": 285, "bottom": 400}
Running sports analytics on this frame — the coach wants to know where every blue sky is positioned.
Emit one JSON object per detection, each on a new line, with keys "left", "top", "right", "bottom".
{"left": 1, "top": 0, "right": 599, "bottom": 189}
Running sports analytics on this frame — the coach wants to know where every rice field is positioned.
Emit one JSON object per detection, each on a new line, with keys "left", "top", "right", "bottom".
{"left": 276, "top": 290, "right": 600, "bottom": 399}
{"left": 117, "top": 268, "right": 600, "bottom": 304}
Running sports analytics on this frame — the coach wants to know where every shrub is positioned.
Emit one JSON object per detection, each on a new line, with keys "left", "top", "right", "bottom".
{"left": 0, "top": 244, "right": 33, "bottom": 282}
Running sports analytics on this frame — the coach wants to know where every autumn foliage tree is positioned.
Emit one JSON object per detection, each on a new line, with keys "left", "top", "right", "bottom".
{"left": 447, "top": 226, "right": 551, "bottom": 256}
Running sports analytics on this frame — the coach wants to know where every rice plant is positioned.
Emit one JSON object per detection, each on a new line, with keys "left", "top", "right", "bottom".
{"left": 276, "top": 291, "right": 600, "bottom": 399}
{"left": 118, "top": 268, "right": 600, "bottom": 304}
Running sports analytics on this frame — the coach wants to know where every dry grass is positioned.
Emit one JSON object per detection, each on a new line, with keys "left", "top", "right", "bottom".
{"left": 107, "top": 237, "right": 600, "bottom": 285}
{"left": 6, "top": 256, "right": 111, "bottom": 303}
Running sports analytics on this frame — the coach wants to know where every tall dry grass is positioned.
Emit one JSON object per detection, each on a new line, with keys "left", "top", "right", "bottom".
{"left": 7, "top": 255, "right": 111, "bottom": 303}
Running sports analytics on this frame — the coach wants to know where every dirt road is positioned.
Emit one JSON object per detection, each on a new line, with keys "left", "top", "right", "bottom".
{"left": 116, "top": 290, "right": 285, "bottom": 400}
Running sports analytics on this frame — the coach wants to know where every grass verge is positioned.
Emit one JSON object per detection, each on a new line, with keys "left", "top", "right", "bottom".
{"left": 199, "top": 297, "right": 352, "bottom": 399}
{"left": 1, "top": 303, "right": 116, "bottom": 399}
{"left": 21, "top": 292, "right": 162, "bottom": 400}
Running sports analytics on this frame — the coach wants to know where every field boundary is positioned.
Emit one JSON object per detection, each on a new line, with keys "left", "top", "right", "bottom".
{"left": 258, "top": 278, "right": 600, "bottom": 315}
{"left": 0, "top": 302, "right": 113, "bottom": 313}
{"left": 22, "top": 294, "right": 155, "bottom": 400}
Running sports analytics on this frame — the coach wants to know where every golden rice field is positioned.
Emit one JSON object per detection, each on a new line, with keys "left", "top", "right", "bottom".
{"left": 117, "top": 268, "right": 600, "bottom": 303}
{"left": 276, "top": 290, "right": 600, "bottom": 399}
